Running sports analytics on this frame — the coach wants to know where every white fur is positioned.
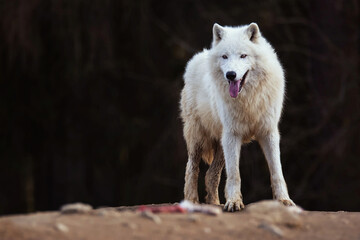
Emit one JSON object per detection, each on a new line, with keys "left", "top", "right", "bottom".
{"left": 180, "top": 23, "right": 295, "bottom": 211}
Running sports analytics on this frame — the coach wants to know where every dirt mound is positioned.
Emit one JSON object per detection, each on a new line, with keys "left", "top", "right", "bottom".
{"left": 1, "top": 201, "right": 359, "bottom": 240}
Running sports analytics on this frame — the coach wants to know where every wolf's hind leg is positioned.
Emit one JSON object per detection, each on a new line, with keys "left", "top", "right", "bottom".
{"left": 184, "top": 145, "right": 202, "bottom": 203}
{"left": 205, "top": 142, "right": 224, "bottom": 205}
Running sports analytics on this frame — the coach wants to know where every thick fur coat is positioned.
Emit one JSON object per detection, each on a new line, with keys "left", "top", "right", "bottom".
{"left": 180, "top": 23, "right": 294, "bottom": 211}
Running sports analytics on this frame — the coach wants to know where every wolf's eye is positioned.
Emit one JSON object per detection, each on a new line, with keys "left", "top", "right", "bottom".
{"left": 240, "top": 54, "right": 247, "bottom": 58}
{"left": 222, "top": 55, "right": 228, "bottom": 59}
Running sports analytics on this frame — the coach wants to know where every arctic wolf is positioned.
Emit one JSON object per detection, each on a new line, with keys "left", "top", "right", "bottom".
{"left": 180, "top": 23, "right": 295, "bottom": 211}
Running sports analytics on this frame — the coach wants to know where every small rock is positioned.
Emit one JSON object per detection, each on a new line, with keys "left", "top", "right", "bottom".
{"left": 203, "top": 227, "right": 212, "bottom": 234}
{"left": 171, "top": 225, "right": 180, "bottom": 232}
{"left": 341, "top": 218, "right": 350, "bottom": 225}
{"left": 187, "top": 214, "right": 200, "bottom": 223}
{"left": 122, "top": 222, "right": 138, "bottom": 230}
{"left": 246, "top": 200, "right": 303, "bottom": 228}
{"left": 60, "top": 203, "right": 93, "bottom": 214}
{"left": 94, "top": 209, "right": 108, "bottom": 216}
{"left": 55, "top": 222, "right": 69, "bottom": 233}
{"left": 141, "top": 210, "right": 162, "bottom": 224}
{"left": 94, "top": 209, "right": 121, "bottom": 217}
{"left": 258, "top": 222, "right": 283, "bottom": 237}
{"left": 247, "top": 200, "right": 303, "bottom": 214}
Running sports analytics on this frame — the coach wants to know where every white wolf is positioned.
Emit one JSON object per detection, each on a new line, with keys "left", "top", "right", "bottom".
{"left": 180, "top": 23, "right": 295, "bottom": 211}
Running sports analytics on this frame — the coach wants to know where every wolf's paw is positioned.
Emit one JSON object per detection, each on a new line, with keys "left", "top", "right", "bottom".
{"left": 224, "top": 199, "right": 245, "bottom": 212}
{"left": 278, "top": 199, "right": 295, "bottom": 206}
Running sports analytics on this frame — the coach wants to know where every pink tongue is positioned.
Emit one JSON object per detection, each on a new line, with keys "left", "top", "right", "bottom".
{"left": 229, "top": 80, "right": 241, "bottom": 98}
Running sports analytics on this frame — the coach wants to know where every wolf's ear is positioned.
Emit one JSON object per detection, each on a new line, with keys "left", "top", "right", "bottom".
{"left": 247, "top": 23, "right": 260, "bottom": 42}
{"left": 212, "top": 23, "right": 224, "bottom": 46}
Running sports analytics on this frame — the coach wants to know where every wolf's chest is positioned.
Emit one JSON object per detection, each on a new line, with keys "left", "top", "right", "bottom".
{"left": 222, "top": 98, "right": 273, "bottom": 139}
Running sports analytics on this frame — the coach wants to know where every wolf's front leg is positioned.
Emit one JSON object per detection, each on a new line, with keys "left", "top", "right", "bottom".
{"left": 222, "top": 132, "right": 244, "bottom": 211}
{"left": 259, "top": 130, "right": 295, "bottom": 206}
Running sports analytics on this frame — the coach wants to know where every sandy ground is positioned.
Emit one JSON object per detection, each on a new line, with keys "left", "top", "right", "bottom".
{"left": 1, "top": 201, "right": 360, "bottom": 240}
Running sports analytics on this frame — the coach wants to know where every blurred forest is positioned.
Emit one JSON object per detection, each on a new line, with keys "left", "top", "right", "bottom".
{"left": 0, "top": 0, "right": 359, "bottom": 215}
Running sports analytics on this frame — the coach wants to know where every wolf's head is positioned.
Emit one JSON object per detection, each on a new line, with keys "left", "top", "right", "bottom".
{"left": 210, "top": 23, "right": 266, "bottom": 98}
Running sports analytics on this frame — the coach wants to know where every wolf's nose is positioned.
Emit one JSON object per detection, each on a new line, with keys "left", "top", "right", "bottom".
{"left": 226, "top": 71, "right": 236, "bottom": 81}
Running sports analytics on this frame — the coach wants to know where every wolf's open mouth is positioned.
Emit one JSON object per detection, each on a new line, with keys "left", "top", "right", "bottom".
{"left": 228, "top": 70, "right": 249, "bottom": 98}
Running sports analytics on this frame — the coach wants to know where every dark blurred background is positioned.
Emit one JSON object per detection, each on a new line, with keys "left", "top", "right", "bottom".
{"left": 0, "top": 0, "right": 359, "bottom": 215}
